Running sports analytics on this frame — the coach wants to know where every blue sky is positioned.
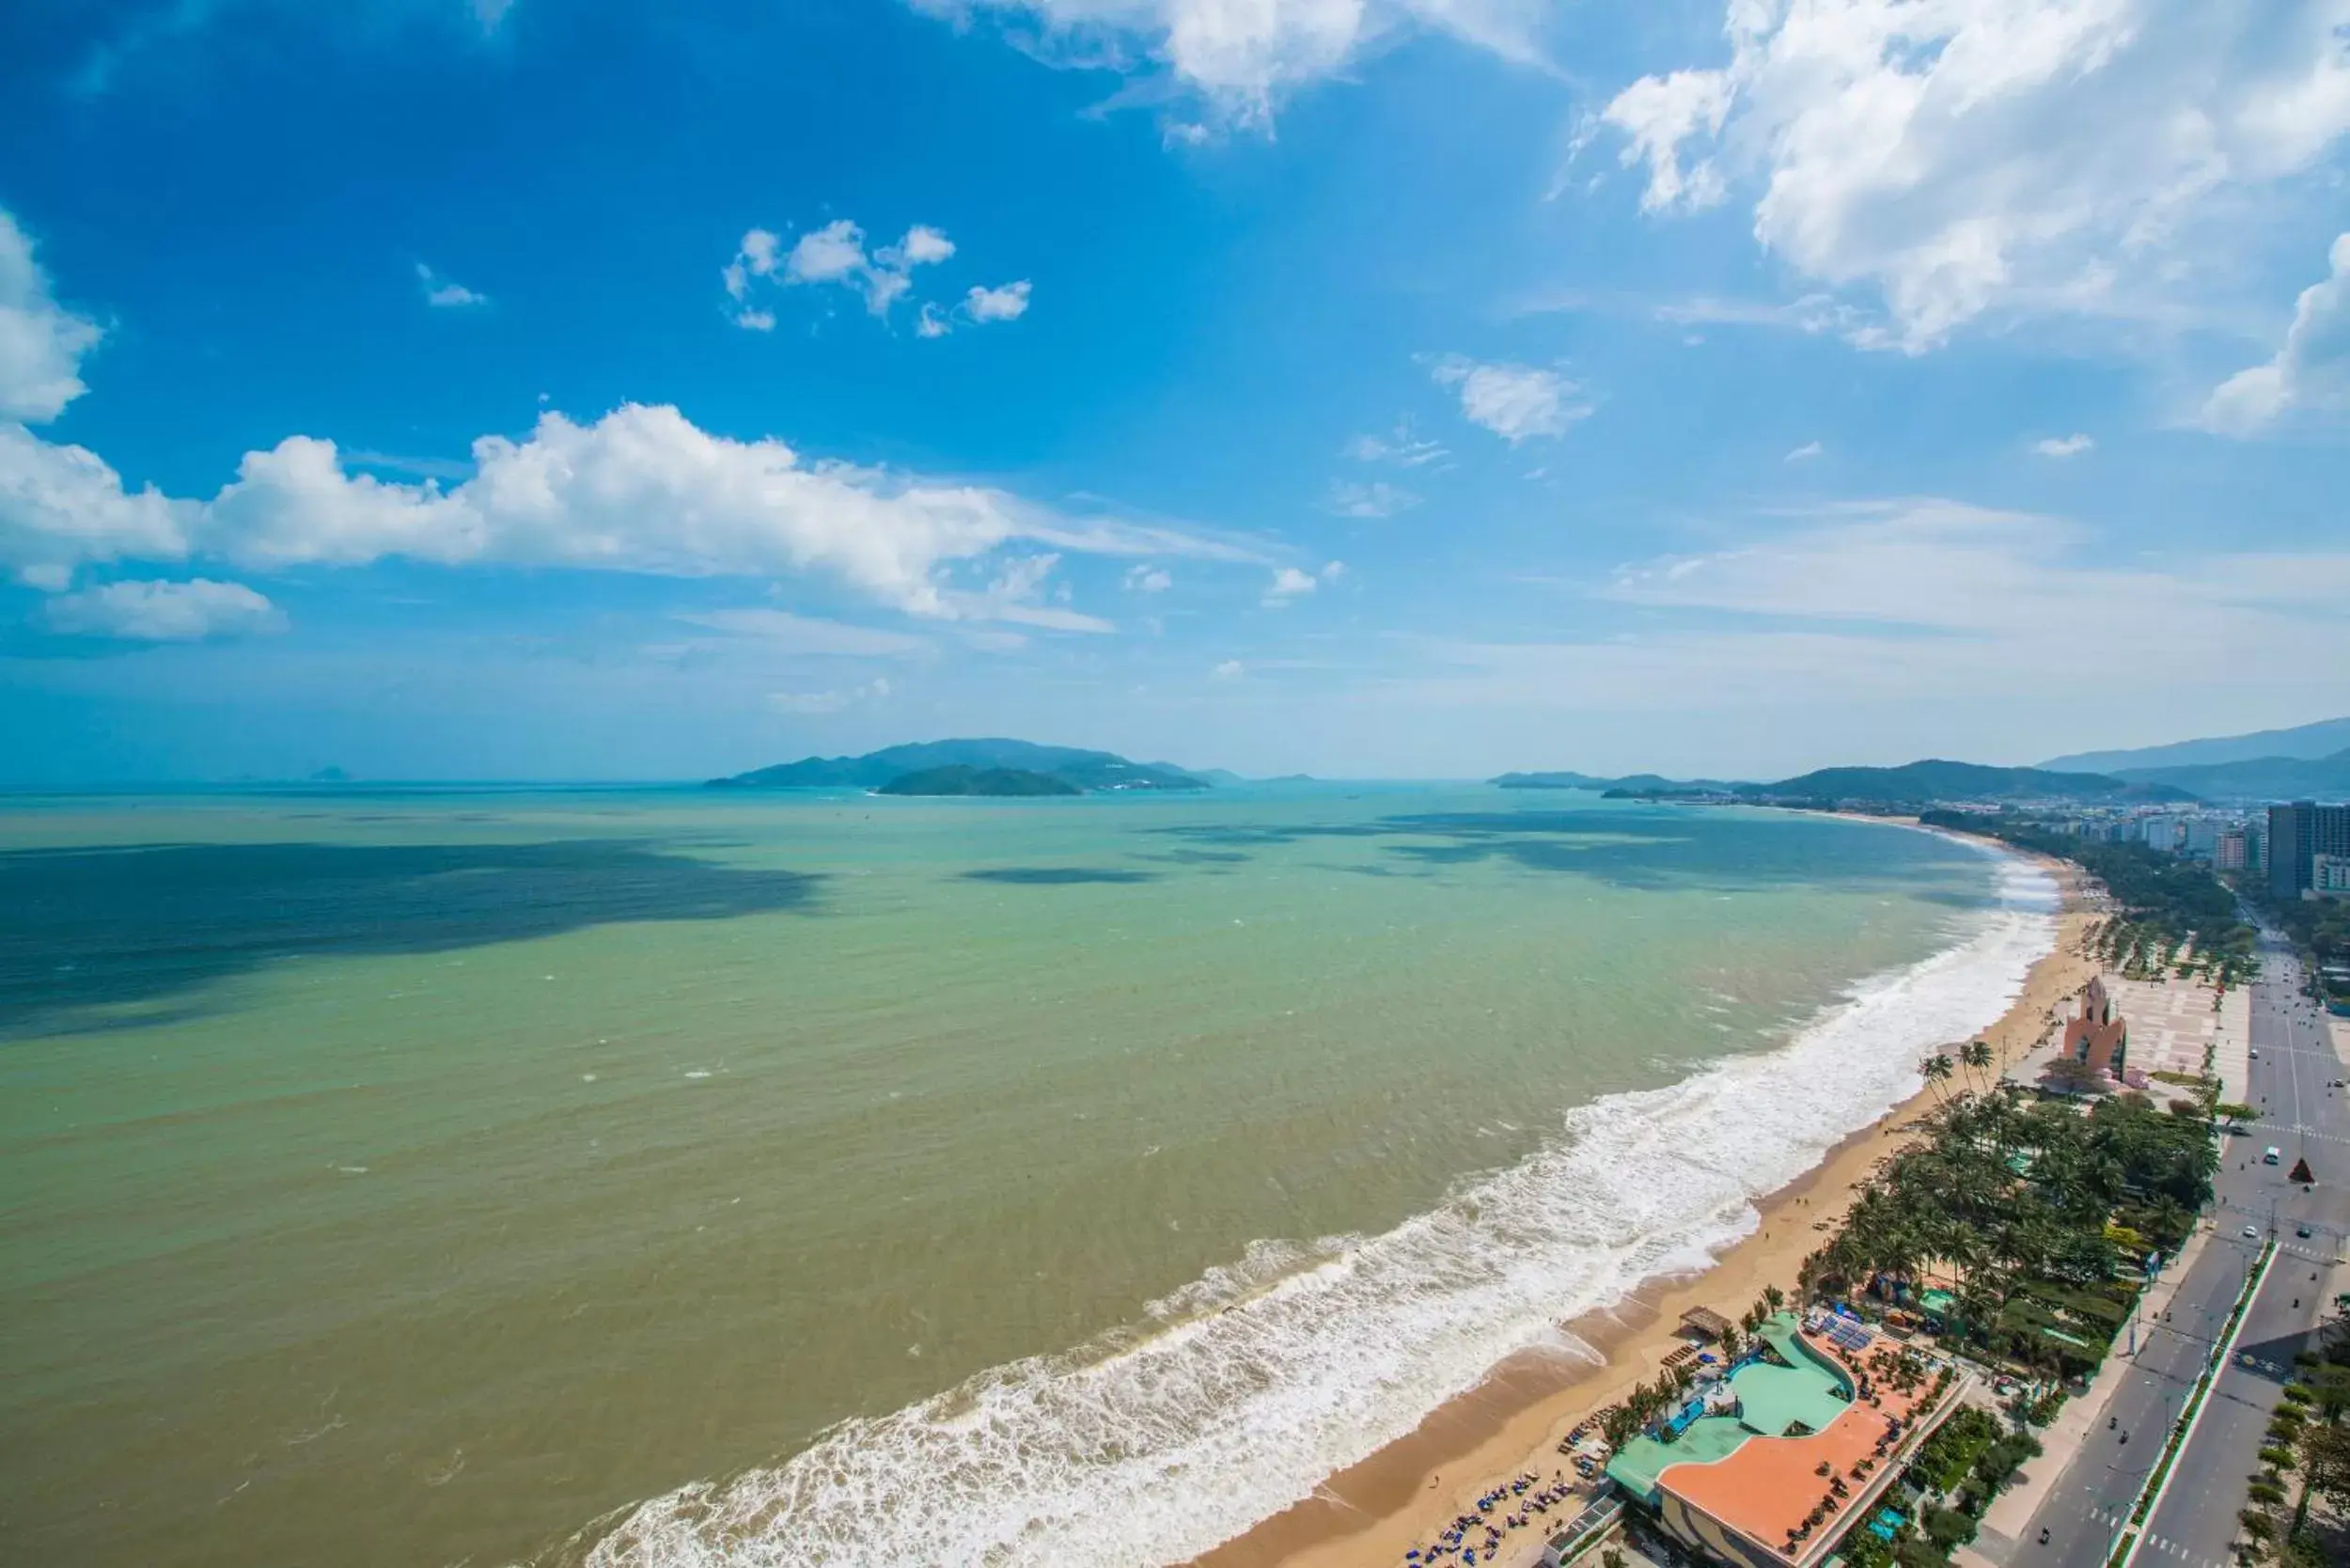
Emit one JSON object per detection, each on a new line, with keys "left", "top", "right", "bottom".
{"left": 3, "top": 0, "right": 2348, "bottom": 783}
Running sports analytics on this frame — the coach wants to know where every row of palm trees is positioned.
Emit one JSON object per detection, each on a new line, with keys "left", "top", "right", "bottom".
{"left": 1797, "top": 1084, "right": 2216, "bottom": 1377}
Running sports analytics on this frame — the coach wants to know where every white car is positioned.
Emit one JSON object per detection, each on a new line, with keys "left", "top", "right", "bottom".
{"left": 2243, "top": 1225, "right": 2260, "bottom": 1239}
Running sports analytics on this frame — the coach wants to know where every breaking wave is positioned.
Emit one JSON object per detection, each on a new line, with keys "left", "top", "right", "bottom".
{"left": 565, "top": 850, "right": 2058, "bottom": 1568}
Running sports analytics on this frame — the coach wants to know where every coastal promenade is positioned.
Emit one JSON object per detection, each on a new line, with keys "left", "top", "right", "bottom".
{"left": 1982, "top": 932, "right": 2349, "bottom": 1568}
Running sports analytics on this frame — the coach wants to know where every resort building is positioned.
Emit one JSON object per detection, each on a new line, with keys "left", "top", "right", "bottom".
{"left": 1605, "top": 1312, "right": 1966, "bottom": 1568}
{"left": 2060, "top": 976, "right": 2128, "bottom": 1079}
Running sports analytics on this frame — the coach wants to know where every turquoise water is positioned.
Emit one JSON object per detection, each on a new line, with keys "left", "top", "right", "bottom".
{"left": 0, "top": 785, "right": 2046, "bottom": 1568}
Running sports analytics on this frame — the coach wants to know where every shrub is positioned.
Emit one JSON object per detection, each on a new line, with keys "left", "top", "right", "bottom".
{"left": 1923, "top": 1507, "right": 1977, "bottom": 1550}
{"left": 2261, "top": 1446, "right": 2298, "bottom": 1469}
{"left": 2248, "top": 1481, "right": 2288, "bottom": 1507}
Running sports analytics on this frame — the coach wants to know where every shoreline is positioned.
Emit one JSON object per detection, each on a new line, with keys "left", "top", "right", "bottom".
{"left": 1192, "top": 849, "right": 2093, "bottom": 1568}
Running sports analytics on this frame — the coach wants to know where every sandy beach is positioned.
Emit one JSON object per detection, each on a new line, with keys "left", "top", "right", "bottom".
{"left": 1194, "top": 855, "right": 2096, "bottom": 1568}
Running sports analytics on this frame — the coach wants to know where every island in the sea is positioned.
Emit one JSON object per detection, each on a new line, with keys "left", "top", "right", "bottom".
{"left": 874, "top": 765, "right": 1081, "bottom": 797}
{"left": 707, "top": 738, "right": 1212, "bottom": 794}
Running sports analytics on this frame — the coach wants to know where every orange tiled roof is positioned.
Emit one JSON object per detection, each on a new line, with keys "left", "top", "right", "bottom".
{"left": 1653, "top": 1330, "right": 1941, "bottom": 1561}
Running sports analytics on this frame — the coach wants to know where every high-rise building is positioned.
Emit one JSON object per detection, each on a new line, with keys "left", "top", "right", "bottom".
{"left": 2217, "top": 829, "right": 2248, "bottom": 871}
{"left": 2186, "top": 818, "right": 2221, "bottom": 856}
{"left": 2142, "top": 816, "right": 2182, "bottom": 855}
{"left": 2316, "top": 855, "right": 2350, "bottom": 898}
{"left": 2270, "top": 803, "right": 2350, "bottom": 898}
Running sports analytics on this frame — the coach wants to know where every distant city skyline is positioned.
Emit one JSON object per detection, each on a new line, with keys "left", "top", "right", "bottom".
{"left": 4, "top": 2, "right": 2349, "bottom": 783}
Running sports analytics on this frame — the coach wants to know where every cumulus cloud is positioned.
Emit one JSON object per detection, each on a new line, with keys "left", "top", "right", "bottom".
{"left": 964, "top": 280, "right": 1032, "bottom": 322}
{"left": 1601, "top": 1, "right": 2350, "bottom": 352}
{"left": 0, "top": 209, "right": 104, "bottom": 424}
{"left": 1326, "top": 478, "right": 1421, "bottom": 517}
{"left": 1430, "top": 354, "right": 1589, "bottom": 442}
{"left": 44, "top": 577, "right": 285, "bottom": 641}
{"left": 0, "top": 421, "right": 190, "bottom": 588}
{"left": 1124, "top": 562, "right": 1172, "bottom": 592}
{"left": 415, "top": 262, "right": 488, "bottom": 308}
{"left": 8, "top": 398, "right": 1259, "bottom": 625}
{"left": 195, "top": 404, "right": 1234, "bottom": 621}
{"left": 914, "top": 0, "right": 1556, "bottom": 125}
{"left": 1262, "top": 564, "right": 1318, "bottom": 604}
{"left": 1784, "top": 440, "right": 1824, "bottom": 462}
{"left": 1212, "top": 657, "right": 1246, "bottom": 679}
{"left": 2201, "top": 232, "right": 2350, "bottom": 436}
{"left": 2034, "top": 433, "right": 2094, "bottom": 457}
{"left": 725, "top": 220, "right": 1026, "bottom": 335}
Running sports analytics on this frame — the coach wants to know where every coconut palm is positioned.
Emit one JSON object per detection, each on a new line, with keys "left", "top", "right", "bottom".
{"left": 1922, "top": 1052, "right": 1955, "bottom": 1104}
{"left": 1962, "top": 1038, "right": 1996, "bottom": 1094}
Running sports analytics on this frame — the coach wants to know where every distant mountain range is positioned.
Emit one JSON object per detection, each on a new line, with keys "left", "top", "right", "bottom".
{"left": 2042, "top": 715, "right": 2350, "bottom": 774}
{"left": 707, "top": 739, "right": 1211, "bottom": 794}
{"left": 1493, "top": 759, "right": 2194, "bottom": 805}
{"left": 2107, "top": 748, "right": 2350, "bottom": 801}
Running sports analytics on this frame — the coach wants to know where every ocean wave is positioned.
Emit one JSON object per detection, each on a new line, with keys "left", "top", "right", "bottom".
{"left": 563, "top": 851, "right": 2058, "bottom": 1568}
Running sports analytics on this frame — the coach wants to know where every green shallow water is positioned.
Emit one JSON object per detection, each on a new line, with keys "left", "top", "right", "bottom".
{"left": 0, "top": 785, "right": 2000, "bottom": 1568}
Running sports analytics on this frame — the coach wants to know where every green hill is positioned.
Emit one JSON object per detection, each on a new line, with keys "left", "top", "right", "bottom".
{"left": 708, "top": 738, "right": 1209, "bottom": 793}
{"left": 1747, "top": 760, "right": 2194, "bottom": 805}
{"left": 873, "top": 766, "right": 1081, "bottom": 797}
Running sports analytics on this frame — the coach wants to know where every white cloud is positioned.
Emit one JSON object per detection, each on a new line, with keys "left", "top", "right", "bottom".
{"left": 44, "top": 577, "right": 284, "bottom": 641}
{"left": 2201, "top": 232, "right": 2350, "bottom": 435}
{"left": 0, "top": 209, "right": 103, "bottom": 424}
{"left": 916, "top": 0, "right": 1556, "bottom": 125}
{"left": 1326, "top": 478, "right": 1420, "bottom": 517}
{"left": 728, "top": 219, "right": 1011, "bottom": 332}
{"left": 786, "top": 220, "right": 870, "bottom": 286}
{"left": 1601, "top": 1, "right": 2350, "bottom": 352}
{"left": 1320, "top": 558, "right": 1345, "bottom": 579}
{"left": 190, "top": 404, "right": 1236, "bottom": 623}
{"left": 1784, "top": 440, "right": 1824, "bottom": 462}
{"left": 1344, "top": 422, "right": 1448, "bottom": 466}
{"left": 415, "top": 262, "right": 488, "bottom": 309}
{"left": 883, "top": 226, "right": 957, "bottom": 268}
{"left": 0, "top": 421, "right": 191, "bottom": 588}
{"left": 1603, "top": 68, "right": 1731, "bottom": 212}
{"left": 964, "top": 280, "right": 1032, "bottom": 322}
{"left": 1212, "top": 657, "right": 1246, "bottom": 679}
{"left": 1430, "top": 354, "right": 1589, "bottom": 442}
{"left": 2034, "top": 432, "right": 2095, "bottom": 457}
{"left": 1262, "top": 564, "right": 1319, "bottom": 604}
{"left": 1124, "top": 562, "right": 1172, "bottom": 592}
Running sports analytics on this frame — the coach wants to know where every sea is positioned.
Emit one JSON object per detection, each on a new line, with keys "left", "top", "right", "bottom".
{"left": 0, "top": 783, "right": 2058, "bottom": 1568}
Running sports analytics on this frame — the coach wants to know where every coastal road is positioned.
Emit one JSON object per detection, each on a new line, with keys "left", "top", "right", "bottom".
{"left": 1992, "top": 933, "right": 2349, "bottom": 1568}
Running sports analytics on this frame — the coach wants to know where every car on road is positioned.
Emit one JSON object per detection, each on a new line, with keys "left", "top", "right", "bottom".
{"left": 2245, "top": 1225, "right": 2262, "bottom": 1238}
{"left": 2299, "top": 1224, "right": 2313, "bottom": 1238}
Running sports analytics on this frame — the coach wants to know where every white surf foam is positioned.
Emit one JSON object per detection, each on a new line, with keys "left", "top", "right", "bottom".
{"left": 572, "top": 849, "right": 2058, "bottom": 1568}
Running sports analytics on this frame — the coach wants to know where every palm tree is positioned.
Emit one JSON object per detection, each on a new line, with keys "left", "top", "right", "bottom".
{"left": 1963, "top": 1038, "right": 1995, "bottom": 1094}
{"left": 1922, "top": 1053, "right": 1955, "bottom": 1105}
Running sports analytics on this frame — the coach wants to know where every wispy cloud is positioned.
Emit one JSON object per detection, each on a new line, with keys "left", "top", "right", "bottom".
{"left": 1429, "top": 354, "right": 1591, "bottom": 443}
{"left": 415, "top": 262, "right": 488, "bottom": 309}
{"left": 2032, "top": 433, "right": 2093, "bottom": 458}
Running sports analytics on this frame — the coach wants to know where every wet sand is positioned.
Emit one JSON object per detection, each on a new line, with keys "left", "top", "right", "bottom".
{"left": 1195, "top": 859, "right": 2093, "bottom": 1568}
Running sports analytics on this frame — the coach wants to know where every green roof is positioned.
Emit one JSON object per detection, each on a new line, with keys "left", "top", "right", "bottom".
{"left": 1603, "top": 1313, "right": 1856, "bottom": 1503}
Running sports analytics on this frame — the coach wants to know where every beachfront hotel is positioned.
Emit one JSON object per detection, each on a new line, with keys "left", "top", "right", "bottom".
{"left": 1603, "top": 1312, "right": 1968, "bottom": 1568}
